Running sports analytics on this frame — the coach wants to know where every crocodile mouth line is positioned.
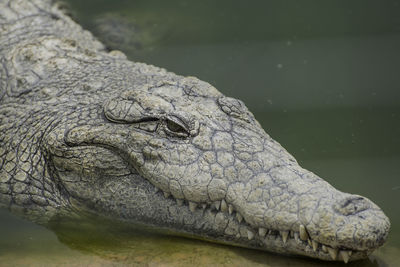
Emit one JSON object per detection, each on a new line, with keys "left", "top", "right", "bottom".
{"left": 154, "top": 186, "right": 366, "bottom": 263}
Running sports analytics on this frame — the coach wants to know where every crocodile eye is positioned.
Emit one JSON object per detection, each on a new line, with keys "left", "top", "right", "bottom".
{"left": 164, "top": 116, "right": 189, "bottom": 137}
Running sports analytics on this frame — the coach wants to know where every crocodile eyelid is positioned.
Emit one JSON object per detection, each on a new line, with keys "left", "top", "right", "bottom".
{"left": 164, "top": 115, "right": 190, "bottom": 137}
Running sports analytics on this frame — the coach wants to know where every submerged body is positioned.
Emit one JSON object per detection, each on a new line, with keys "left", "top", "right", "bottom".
{"left": 0, "top": 0, "right": 390, "bottom": 262}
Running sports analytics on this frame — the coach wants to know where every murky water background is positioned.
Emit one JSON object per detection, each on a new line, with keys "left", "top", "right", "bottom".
{"left": 1, "top": 0, "right": 399, "bottom": 266}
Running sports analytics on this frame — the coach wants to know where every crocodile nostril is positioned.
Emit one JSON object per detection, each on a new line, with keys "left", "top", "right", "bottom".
{"left": 333, "top": 196, "right": 371, "bottom": 216}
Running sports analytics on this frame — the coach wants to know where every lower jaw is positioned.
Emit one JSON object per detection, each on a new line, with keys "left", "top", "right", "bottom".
{"left": 138, "top": 206, "right": 371, "bottom": 263}
{"left": 257, "top": 236, "right": 370, "bottom": 262}
{"left": 176, "top": 227, "right": 371, "bottom": 263}
{"left": 68, "top": 198, "right": 371, "bottom": 263}
{"left": 157, "top": 204, "right": 370, "bottom": 263}
{"left": 64, "top": 174, "right": 371, "bottom": 263}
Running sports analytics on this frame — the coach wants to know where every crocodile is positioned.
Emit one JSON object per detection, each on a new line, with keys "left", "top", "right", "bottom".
{"left": 0, "top": 0, "right": 390, "bottom": 263}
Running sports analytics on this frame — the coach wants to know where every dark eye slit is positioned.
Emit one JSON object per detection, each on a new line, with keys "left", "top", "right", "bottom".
{"left": 166, "top": 120, "right": 186, "bottom": 133}
{"left": 165, "top": 116, "right": 190, "bottom": 136}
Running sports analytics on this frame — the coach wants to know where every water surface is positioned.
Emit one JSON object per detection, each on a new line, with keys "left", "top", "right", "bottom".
{"left": 1, "top": 0, "right": 399, "bottom": 266}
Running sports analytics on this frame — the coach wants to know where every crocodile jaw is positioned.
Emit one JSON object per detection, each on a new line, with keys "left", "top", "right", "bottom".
{"left": 58, "top": 162, "right": 389, "bottom": 263}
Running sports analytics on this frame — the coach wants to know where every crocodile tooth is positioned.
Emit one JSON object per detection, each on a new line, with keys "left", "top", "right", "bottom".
{"left": 348, "top": 251, "right": 353, "bottom": 256}
{"left": 322, "top": 245, "right": 328, "bottom": 253}
{"left": 176, "top": 199, "right": 183, "bottom": 206}
{"left": 163, "top": 192, "right": 170, "bottom": 198}
{"left": 340, "top": 250, "right": 350, "bottom": 263}
{"left": 228, "top": 204, "right": 234, "bottom": 215}
{"left": 280, "top": 231, "right": 289, "bottom": 244}
{"left": 201, "top": 203, "right": 207, "bottom": 210}
{"left": 312, "top": 240, "right": 318, "bottom": 252}
{"left": 189, "top": 201, "right": 197, "bottom": 212}
{"left": 299, "top": 225, "right": 309, "bottom": 241}
{"left": 294, "top": 232, "right": 299, "bottom": 242}
{"left": 290, "top": 230, "right": 294, "bottom": 238}
{"left": 258, "top": 228, "right": 267, "bottom": 237}
{"left": 212, "top": 201, "right": 221, "bottom": 210}
{"left": 327, "top": 247, "right": 338, "bottom": 260}
{"left": 247, "top": 230, "right": 254, "bottom": 240}
{"left": 220, "top": 199, "right": 228, "bottom": 212}
{"left": 236, "top": 213, "right": 243, "bottom": 223}
{"left": 307, "top": 239, "right": 312, "bottom": 247}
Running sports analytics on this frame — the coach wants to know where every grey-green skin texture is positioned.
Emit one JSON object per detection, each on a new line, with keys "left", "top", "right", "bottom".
{"left": 0, "top": 0, "right": 390, "bottom": 263}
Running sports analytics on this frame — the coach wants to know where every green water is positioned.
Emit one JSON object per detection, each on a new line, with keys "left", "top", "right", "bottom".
{"left": 1, "top": 0, "right": 400, "bottom": 266}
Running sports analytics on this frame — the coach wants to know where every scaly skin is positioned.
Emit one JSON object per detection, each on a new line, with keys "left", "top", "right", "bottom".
{"left": 0, "top": 0, "right": 390, "bottom": 262}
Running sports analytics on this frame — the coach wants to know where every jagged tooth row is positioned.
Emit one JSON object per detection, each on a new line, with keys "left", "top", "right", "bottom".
{"left": 255, "top": 225, "right": 353, "bottom": 263}
{"left": 159, "top": 191, "right": 353, "bottom": 263}
{"left": 162, "top": 190, "right": 247, "bottom": 224}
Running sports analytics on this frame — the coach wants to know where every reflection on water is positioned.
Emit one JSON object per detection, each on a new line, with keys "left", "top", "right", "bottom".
{"left": 0, "top": 209, "right": 395, "bottom": 266}
{"left": 1, "top": 0, "right": 399, "bottom": 266}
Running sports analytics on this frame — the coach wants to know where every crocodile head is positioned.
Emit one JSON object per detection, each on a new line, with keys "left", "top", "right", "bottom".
{"left": 44, "top": 75, "right": 390, "bottom": 262}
